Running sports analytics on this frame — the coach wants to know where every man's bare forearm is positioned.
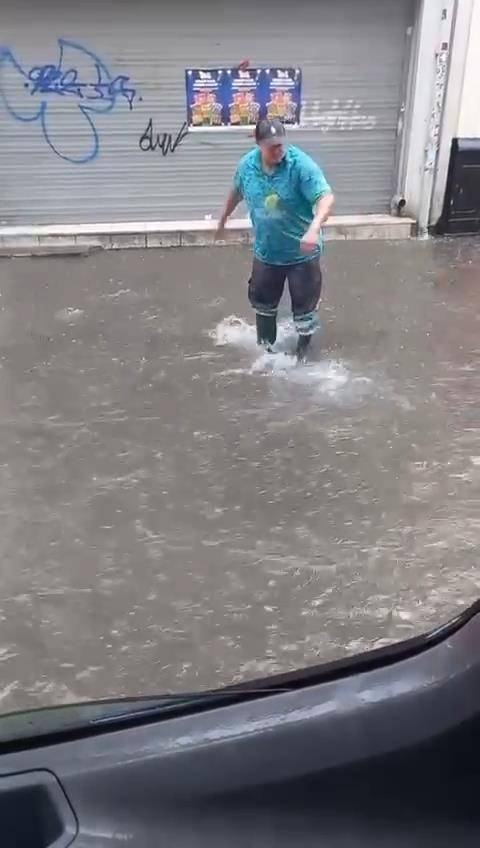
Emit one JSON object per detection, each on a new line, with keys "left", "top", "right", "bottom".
{"left": 312, "top": 192, "right": 334, "bottom": 231}
{"left": 219, "top": 188, "right": 243, "bottom": 226}
{"left": 299, "top": 192, "right": 335, "bottom": 253}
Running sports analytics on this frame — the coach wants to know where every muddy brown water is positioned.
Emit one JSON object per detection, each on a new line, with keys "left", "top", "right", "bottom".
{"left": 0, "top": 238, "right": 478, "bottom": 711}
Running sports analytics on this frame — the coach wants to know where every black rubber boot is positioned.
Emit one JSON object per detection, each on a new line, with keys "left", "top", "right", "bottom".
{"left": 296, "top": 333, "right": 312, "bottom": 362}
{"left": 256, "top": 314, "right": 277, "bottom": 349}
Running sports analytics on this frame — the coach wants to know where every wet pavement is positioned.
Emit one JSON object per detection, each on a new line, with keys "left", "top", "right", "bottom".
{"left": 0, "top": 238, "right": 478, "bottom": 712}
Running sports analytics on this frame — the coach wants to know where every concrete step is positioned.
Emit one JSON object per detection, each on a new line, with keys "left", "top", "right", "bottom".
{"left": 0, "top": 215, "right": 416, "bottom": 256}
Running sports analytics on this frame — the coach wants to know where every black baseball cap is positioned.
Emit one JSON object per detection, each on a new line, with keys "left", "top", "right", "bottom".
{"left": 255, "top": 118, "right": 286, "bottom": 144}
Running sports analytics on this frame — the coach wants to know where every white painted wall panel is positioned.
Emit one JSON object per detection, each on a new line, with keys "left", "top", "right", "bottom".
{"left": 458, "top": 0, "right": 480, "bottom": 137}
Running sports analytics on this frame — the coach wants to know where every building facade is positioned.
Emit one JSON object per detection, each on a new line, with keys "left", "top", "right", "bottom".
{"left": 434, "top": 0, "right": 480, "bottom": 232}
{"left": 0, "top": 0, "right": 477, "bottom": 234}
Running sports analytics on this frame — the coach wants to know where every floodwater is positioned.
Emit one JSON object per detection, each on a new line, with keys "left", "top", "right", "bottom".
{"left": 0, "top": 238, "right": 478, "bottom": 712}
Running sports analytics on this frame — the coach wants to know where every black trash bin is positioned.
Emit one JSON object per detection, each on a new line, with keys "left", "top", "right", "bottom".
{"left": 438, "top": 138, "right": 480, "bottom": 234}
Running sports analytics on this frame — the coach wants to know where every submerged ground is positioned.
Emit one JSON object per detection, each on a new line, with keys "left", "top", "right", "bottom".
{"left": 0, "top": 237, "right": 478, "bottom": 711}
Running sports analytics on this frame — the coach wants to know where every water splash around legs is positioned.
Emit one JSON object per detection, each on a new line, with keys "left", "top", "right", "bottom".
{"left": 210, "top": 315, "right": 372, "bottom": 400}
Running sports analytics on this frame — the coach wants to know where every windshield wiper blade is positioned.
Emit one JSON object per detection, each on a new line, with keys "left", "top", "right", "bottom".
{"left": 0, "top": 687, "right": 290, "bottom": 749}
{"left": 91, "top": 687, "right": 290, "bottom": 726}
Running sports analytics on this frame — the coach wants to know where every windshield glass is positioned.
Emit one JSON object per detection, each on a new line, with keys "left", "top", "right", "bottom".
{"left": 1, "top": 0, "right": 479, "bottom": 723}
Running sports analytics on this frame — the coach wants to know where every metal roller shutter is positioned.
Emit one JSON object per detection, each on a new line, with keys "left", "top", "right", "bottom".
{"left": 0, "top": 0, "right": 415, "bottom": 224}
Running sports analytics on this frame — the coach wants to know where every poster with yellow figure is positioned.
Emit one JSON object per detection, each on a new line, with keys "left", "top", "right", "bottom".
{"left": 267, "top": 90, "right": 297, "bottom": 123}
{"left": 266, "top": 68, "right": 301, "bottom": 124}
{"left": 186, "top": 67, "right": 302, "bottom": 129}
{"left": 228, "top": 68, "right": 261, "bottom": 126}
{"left": 186, "top": 69, "right": 225, "bottom": 127}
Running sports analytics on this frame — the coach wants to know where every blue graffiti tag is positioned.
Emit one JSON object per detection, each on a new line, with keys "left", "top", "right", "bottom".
{"left": 0, "top": 39, "right": 139, "bottom": 163}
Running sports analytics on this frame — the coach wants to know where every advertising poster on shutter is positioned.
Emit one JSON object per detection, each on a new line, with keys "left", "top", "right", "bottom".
{"left": 185, "top": 68, "right": 302, "bottom": 128}
{"left": 185, "top": 68, "right": 225, "bottom": 127}
{"left": 264, "top": 67, "right": 302, "bottom": 125}
{"left": 227, "top": 68, "right": 262, "bottom": 126}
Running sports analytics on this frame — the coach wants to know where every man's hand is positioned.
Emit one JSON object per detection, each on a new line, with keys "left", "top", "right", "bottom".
{"left": 301, "top": 193, "right": 334, "bottom": 253}
{"left": 214, "top": 217, "right": 227, "bottom": 242}
{"left": 214, "top": 188, "right": 243, "bottom": 243}
{"left": 300, "top": 224, "right": 320, "bottom": 254}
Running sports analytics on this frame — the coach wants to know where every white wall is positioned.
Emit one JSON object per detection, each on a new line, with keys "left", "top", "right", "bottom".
{"left": 405, "top": 0, "right": 479, "bottom": 228}
{"left": 458, "top": 0, "right": 480, "bottom": 136}
{"left": 402, "top": 0, "right": 457, "bottom": 230}
{"left": 404, "top": 0, "right": 480, "bottom": 233}
{"left": 430, "top": 0, "right": 475, "bottom": 223}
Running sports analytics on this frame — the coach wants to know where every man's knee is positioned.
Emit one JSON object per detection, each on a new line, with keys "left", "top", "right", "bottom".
{"left": 248, "top": 285, "right": 278, "bottom": 317}
{"left": 294, "top": 310, "right": 319, "bottom": 335}
{"left": 248, "top": 260, "right": 285, "bottom": 315}
{"left": 289, "top": 260, "right": 322, "bottom": 316}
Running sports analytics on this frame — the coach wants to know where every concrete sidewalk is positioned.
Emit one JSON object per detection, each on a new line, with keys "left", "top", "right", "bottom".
{"left": 0, "top": 214, "right": 415, "bottom": 256}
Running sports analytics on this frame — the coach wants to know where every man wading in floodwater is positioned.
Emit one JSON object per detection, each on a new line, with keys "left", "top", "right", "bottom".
{"left": 216, "top": 118, "right": 334, "bottom": 360}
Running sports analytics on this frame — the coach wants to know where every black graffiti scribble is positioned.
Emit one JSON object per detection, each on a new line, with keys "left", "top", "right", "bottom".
{"left": 139, "top": 119, "right": 188, "bottom": 155}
